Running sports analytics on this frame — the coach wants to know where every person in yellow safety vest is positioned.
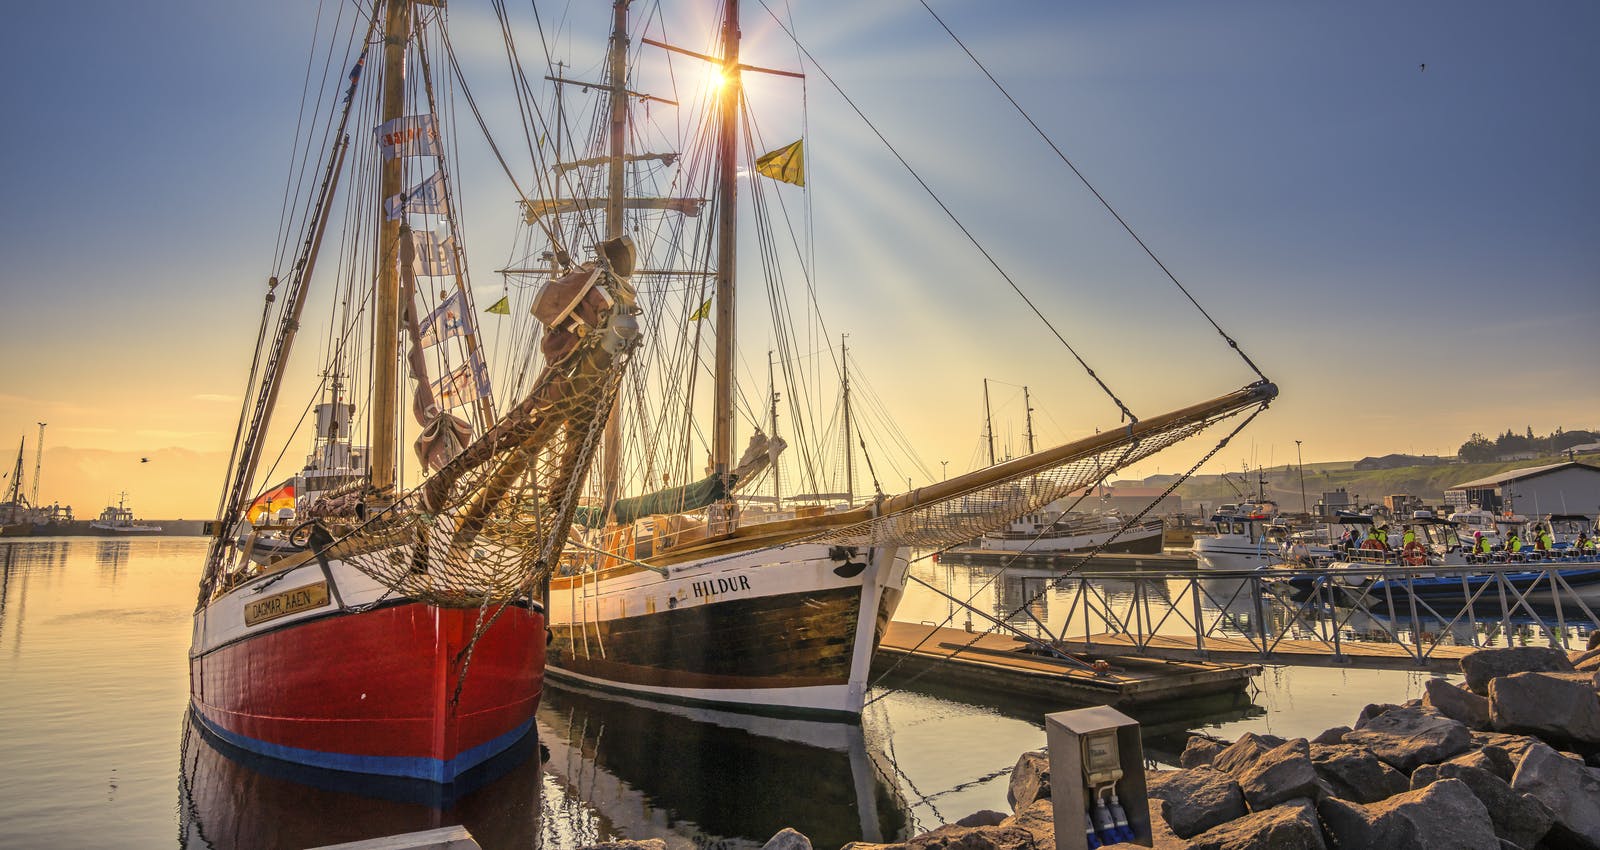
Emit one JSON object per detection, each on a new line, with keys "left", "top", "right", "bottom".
{"left": 1538, "top": 527, "right": 1554, "bottom": 552}
{"left": 1402, "top": 525, "right": 1417, "bottom": 547}
{"left": 1367, "top": 525, "right": 1389, "bottom": 550}
{"left": 1580, "top": 532, "right": 1596, "bottom": 554}
{"left": 1475, "top": 531, "right": 1492, "bottom": 556}
{"left": 1506, "top": 529, "right": 1523, "bottom": 554}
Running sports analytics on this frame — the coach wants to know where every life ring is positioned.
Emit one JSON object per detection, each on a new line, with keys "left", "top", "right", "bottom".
{"left": 1360, "top": 538, "right": 1386, "bottom": 551}
{"left": 1402, "top": 541, "right": 1426, "bottom": 566}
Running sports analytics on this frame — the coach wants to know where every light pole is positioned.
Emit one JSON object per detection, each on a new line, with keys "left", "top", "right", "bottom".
{"left": 1295, "top": 440, "right": 1308, "bottom": 515}
{"left": 941, "top": 460, "right": 949, "bottom": 481}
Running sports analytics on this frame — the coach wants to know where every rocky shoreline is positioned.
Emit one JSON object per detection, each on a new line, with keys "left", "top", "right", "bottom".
{"left": 579, "top": 644, "right": 1600, "bottom": 850}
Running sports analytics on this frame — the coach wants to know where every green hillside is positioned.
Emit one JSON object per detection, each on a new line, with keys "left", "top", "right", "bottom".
{"left": 1167, "top": 452, "right": 1600, "bottom": 514}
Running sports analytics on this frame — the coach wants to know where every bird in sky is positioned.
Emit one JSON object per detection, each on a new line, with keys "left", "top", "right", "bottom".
{"left": 1419, "top": 63, "right": 1426, "bottom": 72}
{"left": 140, "top": 458, "right": 150, "bottom": 463}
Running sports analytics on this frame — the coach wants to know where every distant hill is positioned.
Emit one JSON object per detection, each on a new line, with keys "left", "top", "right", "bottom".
{"left": 1154, "top": 451, "right": 1600, "bottom": 515}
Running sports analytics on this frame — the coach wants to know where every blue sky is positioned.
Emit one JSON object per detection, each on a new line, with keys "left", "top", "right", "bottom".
{"left": 1, "top": 1, "right": 1596, "bottom": 515}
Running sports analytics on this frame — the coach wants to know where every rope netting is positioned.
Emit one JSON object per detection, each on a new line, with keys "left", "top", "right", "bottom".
{"left": 809, "top": 387, "right": 1271, "bottom": 550}
{"left": 325, "top": 274, "right": 640, "bottom": 607}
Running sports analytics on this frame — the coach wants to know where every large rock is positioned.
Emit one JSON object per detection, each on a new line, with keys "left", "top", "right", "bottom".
{"left": 1235, "top": 740, "right": 1320, "bottom": 811}
{"left": 906, "top": 824, "right": 1037, "bottom": 850}
{"left": 762, "top": 829, "right": 814, "bottom": 850}
{"left": 1575, "top": 646, "right": 1600, "bottom": 673}
{"left": 1212, "top": 732, "right": 1274, "bottom": 775}
{"left": 998, "top": 799, "right": 1054, "bottom": 850}
{"left": 1446, "top": 745, "right": 1516, "bottom": 783}
{"left": 1354, "top": 703, "right": 1404, "bottom": 729}
{"left": 1147, "top": 767, "right": 1247, "bottom": 838}
{"left": 953, "top": 812, "right": 1008, "bottom": 829}
{"left": 1424, "top": 678, "right": 1491, "bottom": 730}
{"left": 1311, "top": 727, "right": 1350, "bottom": 746}
{"left": 1512, "top": 742, "right": 1600, "bottom": 849}
{"left": 579, "top": 843, "right": 669, "bottom": 850}
{"left": 1316, "top": 778, "right": 1497, "bottom": 849}
{"left": 1310, "top": 743, "right": 1409, "bottom": 804}
{"left": 1471, "top": 732, "right": 1551, "bottom": 767}
{"left": 1185, "top": 798, "right": 1326, "bottom": 850}
{"left": 1180, "top": 736, "right": 1225, "bottom": 769}
{"left": 1409, "top": 762, "right": 1553, "bottom": 849}
{"left": 1343, "top": 707, "right": 1472, "bottom": 772}
{"left": 1007, "top": 750, "right": 1050, "bottom": 810}
{"left": 1489, "top": 671, "right": 1600, "bottom": 746}
{"left": 1460, "top": 646, "right": 1574, "bottom": 696}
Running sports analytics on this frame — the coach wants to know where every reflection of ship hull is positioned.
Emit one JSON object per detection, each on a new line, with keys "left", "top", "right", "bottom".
{"left": 547, "top": 543, "right": 908, "bottom": 717}
{"left": 539, "top": 681, "right": 905, "bottom": 849}
{"left": 190, "top": 558, "right": 546, "bottom": 783}
{"left": 89, "top": 523, "right": 163, "bottom": 534}
{"left": 179, "top": 711, "right": 541, "bottom": 850}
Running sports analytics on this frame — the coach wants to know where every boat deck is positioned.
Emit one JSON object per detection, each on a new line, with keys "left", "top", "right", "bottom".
{"left": 875, "top": 622, "right": 1259, "bottom": 708}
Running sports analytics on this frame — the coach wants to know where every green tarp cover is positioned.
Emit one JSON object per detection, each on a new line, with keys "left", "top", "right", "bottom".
{"left": 573, "top": 473, "right": 730, "bottom": 528}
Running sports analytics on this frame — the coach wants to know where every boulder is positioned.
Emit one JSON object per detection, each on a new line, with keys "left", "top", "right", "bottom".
{"left": 1180, "top": 736, "right": 1225, "bottom": 769}
{"left": 1315, "top": 778, "right": 1497, "bottom": 849}
{"left": 1235, "top": 740, "right": 1320, "bottom": 811}
{"left": 1511, "top": 742, "right": 1600, "bottom": 849}
{"left": 1460, "top": 646, "right": 1574, "bottom": 696}
{"left": 1185, "top": 798, "right": 1326, "bottom": 850}
{"left": 1489, "top": 671, "right": 1600, "bottom": 746}
{"left": 1309, "top": 743, "right": 1409, "bottom": 804}
{"left": 998, "top": 799, "right": 1055, "bottom": 850}
{"left": 953, "top": 812, "right": 1009, "bottom": 829}
{"left": 579, "top": 843, "right": 669, "bottom": 850}
{"left": 1424, "top": 678, "right": 1491, "bottom": 730}
{"left": 1212, "top": 732, "right": 1274, "bottom": 775}
{"left": 906, "top": 824, "right": 1037, "bottom": 850}
{"left": 762, "top": 829, "right": 814, "bottom": 850}
{"left": 1354, "top": 703, "right": 1404, "bottom": 729}
{"left": 1575, "top": 646, "right": 1600, "bottom": 673}
{"left": 1471, "top": 732, "right": 1550, "bottom": 767}
{"left": 1007, "top": 750, "right": 1050, "bottom": 810}
{"left": 1446, "top": 745, "right": 1516, "bottom": 783}
{"left": 1343, "top": 707, "right": 1472, "bottom": 772}
{"left": 1409, "top": 762, "right": 1553, "bottom": 849}
{"left": 1147, "top": 767, "right": 1247, "bottom": 838}
{"left": 841, "top": 844, "right": 907, "bottom": 850}
{"left": 1311, "top": 727, "right": 1350, "bottom": 746}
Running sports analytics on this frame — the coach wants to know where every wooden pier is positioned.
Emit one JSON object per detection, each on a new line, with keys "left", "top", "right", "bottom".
{"left": 875, "top": 622, "right": 1259, "bottom": 708}
{"left": 1051, "top": 632, "right": 1473, "bottom": 673}
{"left": 938, "top": 549, "right": 1197, "bottom": 571}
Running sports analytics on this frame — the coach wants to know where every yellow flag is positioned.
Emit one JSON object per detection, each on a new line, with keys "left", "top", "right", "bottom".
{"left": 689, "top": 297, "right": 713, "bottom": 321}
{"left": 485, "top": 295, "right": 511, "bottom": 315}
{"left": 755, "top": 139, "right": 804, "bottom": 187}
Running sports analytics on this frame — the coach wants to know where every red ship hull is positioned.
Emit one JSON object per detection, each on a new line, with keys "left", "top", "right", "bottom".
{"left": 191, "top": 600, "right": 545, "bottom": 782}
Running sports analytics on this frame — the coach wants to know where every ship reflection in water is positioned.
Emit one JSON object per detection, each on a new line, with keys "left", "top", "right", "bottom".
{"left": 178, "top": 683, "right": 908, "bottom": 850}
{"left": 539, "top": 683, "right": 908, "bottom": 849}
{"left": 178, "top": 712, "right": 543, "bottom": 850}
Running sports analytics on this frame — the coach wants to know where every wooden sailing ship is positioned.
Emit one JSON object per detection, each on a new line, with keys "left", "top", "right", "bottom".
{"left": 528, "top": 0, "right": 1277, "bottom": 717}
{"left": 189, "top": 0, "right": 641, "bottom": 782}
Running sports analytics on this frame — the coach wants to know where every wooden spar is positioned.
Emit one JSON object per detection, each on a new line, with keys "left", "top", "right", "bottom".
{"left": 983, "top": 378, "right": 995, "bottom": 466}
{"left": 1024, "top": 385, "right": 1035, "bottom": 455}
{"left": 370, "top": 0, "right": 411, "bottom": 494}
{"left": 599, "top": 0, "right": 630, "bottom": 521}
{"left": 876, "top": 381, "right": 1277, "bottom": 519}
{"left": 711, "top": 0, "right": 740, "bottom": 479}
{"left": 841, "top": 335, "right": 853, "bottom": 505}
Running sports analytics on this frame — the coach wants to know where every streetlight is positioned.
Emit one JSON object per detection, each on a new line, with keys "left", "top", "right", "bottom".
{"left": 941, "top": 460, "right": 949, "bottom": 481}
{"left": 1295, "top": 440, "right": 1308, "bottom": 515}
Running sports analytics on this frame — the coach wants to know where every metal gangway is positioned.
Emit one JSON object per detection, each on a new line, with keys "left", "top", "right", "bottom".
{"left": 996, "top": 560, "right": 1600, "bottom": 672}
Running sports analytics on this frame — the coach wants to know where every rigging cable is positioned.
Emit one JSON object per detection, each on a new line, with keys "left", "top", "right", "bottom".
{"left": 915, "top": 0, "right": 1269, "bottom": 385}
{"left": 753, "top": 0, "right": 1137, "bottom": 425}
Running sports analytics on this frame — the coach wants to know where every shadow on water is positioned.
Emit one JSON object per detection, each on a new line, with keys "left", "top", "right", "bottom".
{"left": 177, "top": 711, "right": 542, "bottom": 850}
{"left": 539, "top": 681, "right": 909, "bottom": 849}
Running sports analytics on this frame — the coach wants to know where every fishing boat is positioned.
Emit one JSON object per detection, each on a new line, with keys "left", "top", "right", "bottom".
{"left": 1, "top": 438, "right": 36, "bottom": 537}
{"left": 979, "top": 507, "right": 1165, "bottom": 555}
{"left": 530, "top": 0, "right": 1279, "bottom": 718}
{"left": 89, "top": 493, "right": 163, "bottom": 534}
{"left": 190, "top": 0, "right": 640, "bottom": 783}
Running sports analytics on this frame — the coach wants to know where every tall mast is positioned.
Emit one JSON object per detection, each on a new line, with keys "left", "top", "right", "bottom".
{"left": 31, "top": 422, "right": 44, "bottom": 507}
{"left": 600, "top": 0, "right": 630, "bottom": 519}
{"left": 711, "top": 0, "right": 741, "bottom": 480}
{"left": 370, "top": 0, "right": 412, "bottom": 495}
{"left": 1023, "top": 386, "right": 1035, "bottom": 455}
{"left": 6, "top": 439, "right": 23, "bottom": 507}
{"left": 983, "top": 379, "right": 996, "bottom": 466}
{"left": 841, "top": 335, "right": 853, "bottom": 507}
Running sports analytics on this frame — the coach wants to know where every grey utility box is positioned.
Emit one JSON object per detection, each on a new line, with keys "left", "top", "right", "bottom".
{"left": 1047, "top": 706, "right": 1152, "bottom": 850}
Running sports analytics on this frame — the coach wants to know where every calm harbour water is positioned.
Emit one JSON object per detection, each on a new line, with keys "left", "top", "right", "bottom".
{"left": 0, "top": 538, "right": 1450, "bottom": 849}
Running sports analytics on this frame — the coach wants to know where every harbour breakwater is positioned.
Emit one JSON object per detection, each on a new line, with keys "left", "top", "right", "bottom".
{"left": 574, "top": 645, "right": 1600, "bottom": 850}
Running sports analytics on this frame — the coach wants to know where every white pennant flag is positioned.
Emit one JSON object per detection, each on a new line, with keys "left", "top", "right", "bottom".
{"left": 384, "top": 171, "right": 448, "bottom": 221}
{"left": 409, "top": 229, "right": 457, "bottom": 277}
{"left": 418, "top": 291, "right": 466, "bottom": 348}
{"left": 375, "top": 114, "right": 441, "bottom": 160}
{"left": 430, "top": 363, "right": 481, "bottom": 410}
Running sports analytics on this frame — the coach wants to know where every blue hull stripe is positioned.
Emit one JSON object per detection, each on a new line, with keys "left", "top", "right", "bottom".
{"left": 192, "top": 711, "right": 535, "bottom": 783}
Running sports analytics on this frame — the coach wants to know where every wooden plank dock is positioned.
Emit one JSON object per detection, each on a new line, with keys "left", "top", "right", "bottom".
{"left": 1050, "top": 632, "right": 1475, "bottom": 673}
{"left": 875, "top": 622, "right": 1259, "bottom": 708}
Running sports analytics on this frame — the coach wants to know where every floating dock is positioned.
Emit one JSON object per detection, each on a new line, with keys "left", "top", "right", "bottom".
{"left": 1051, "top": 632, "right": 1473, "bottom": 673}
{"left": 937, "top": 549, "right": 1197, "bottom": 570}
{"left": 875, "top": 622, "right": 1259, "bottom": 708}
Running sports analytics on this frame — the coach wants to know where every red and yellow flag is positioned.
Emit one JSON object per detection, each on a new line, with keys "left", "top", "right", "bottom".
{"left": 246, "top": 480, "right": 296, "bottom": 524}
